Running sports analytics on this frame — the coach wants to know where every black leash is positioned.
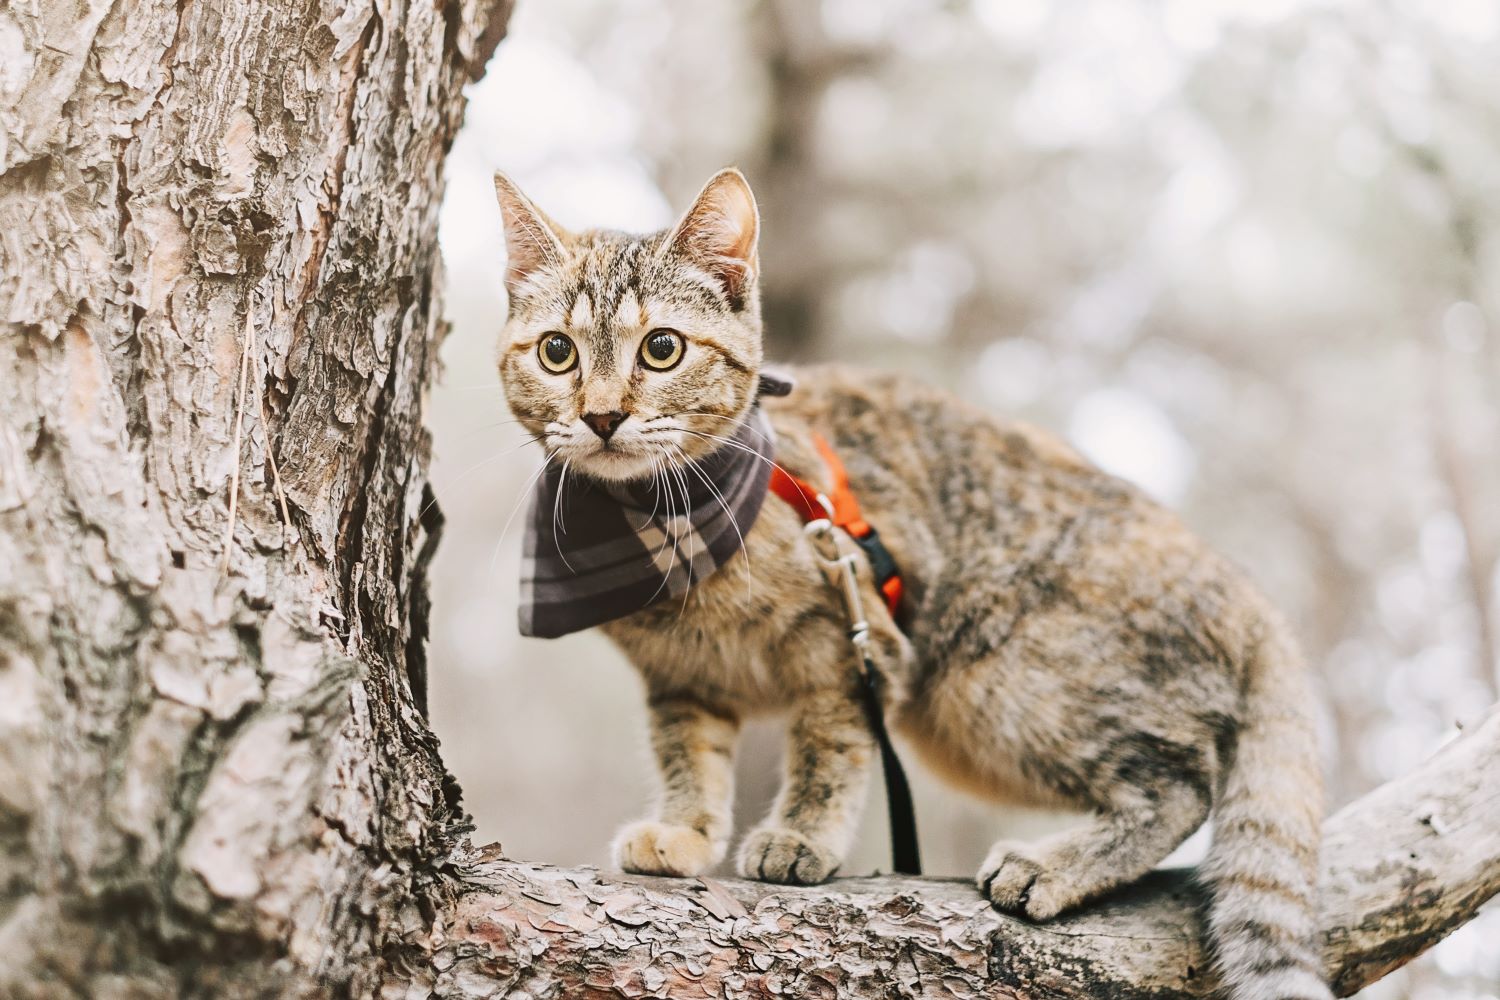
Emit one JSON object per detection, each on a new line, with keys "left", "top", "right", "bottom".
{"left": 802, "top": 510, "right": 922, "bottom": 877}
{"left": 860, "top": 656, "right": 922, "bottom": 875}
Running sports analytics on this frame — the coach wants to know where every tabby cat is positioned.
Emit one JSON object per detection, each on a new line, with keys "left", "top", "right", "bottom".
{"left": 492, "top": 168, "right": 1331, "bottom": 1000}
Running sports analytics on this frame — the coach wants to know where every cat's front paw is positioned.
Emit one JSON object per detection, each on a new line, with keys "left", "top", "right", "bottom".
{"left": 737, "top": 827, "right": 840, "bottom": 885}
{"left": 977, "top": 841, "right": 1081, "bottom": 921}
{"left": 613, "top": 821, "right": 718, "bottom": 877}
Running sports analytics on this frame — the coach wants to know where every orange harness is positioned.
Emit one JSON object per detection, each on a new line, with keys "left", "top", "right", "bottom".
{"left": 768, "top": 435, "right": 905, "bottom": 620}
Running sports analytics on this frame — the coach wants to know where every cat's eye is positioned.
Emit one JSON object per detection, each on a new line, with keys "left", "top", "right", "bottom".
{"left": 639, "top": 329, "right": 684, "bottom": 371}
{"left": 537, "top": 333, "right": 577, "bottom": 374}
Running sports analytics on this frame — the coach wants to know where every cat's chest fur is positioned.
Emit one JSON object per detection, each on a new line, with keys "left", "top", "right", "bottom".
{"left": 601, "top": 489, "right": 907, "bottom": 713}
{"left": 601, "top": 367, "right": 1055, "bottom": 710}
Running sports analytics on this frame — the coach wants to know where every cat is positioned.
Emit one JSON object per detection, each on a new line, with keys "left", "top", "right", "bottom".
{"left": 492, "top": 167, "right": 1331, "bottom": 1000}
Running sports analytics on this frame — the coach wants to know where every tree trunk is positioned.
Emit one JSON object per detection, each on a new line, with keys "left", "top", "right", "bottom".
{"left": 1, "top": 3, "right": 1496, "bottom": 999}
{"left": 0, "top": 0, "right": 510, "bottom": 994}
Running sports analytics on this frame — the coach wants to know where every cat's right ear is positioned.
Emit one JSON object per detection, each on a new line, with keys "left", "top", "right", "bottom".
{"left": 493, "top": 172, "right": 568, "bottom": 295}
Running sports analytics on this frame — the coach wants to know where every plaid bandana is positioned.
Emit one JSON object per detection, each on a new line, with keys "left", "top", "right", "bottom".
{"left": 518, "top": 375, "right": 791, "bottom": 638}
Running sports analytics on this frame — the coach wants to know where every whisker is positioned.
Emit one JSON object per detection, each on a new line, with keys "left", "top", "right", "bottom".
{"left": 670, "top": 409, "right": 778, "bottom": 446}
{"left": 674, "top": 428, "right": 801, "bottom": 486}
{"left": 635, "top": 449, "right": 666, "bottom": 539}
{"left": 489, "top": 455, "right": 554, "bottom": 580}
{"left": 643, "top": 429, "right": 808, "bottom": 592}
{"left": 651, "top": 450, "right": 676, "bottom": 560}
{"left": 552, "top": 457, "right": 576, "bottom": 572}
{"left": 447, "top": 417, "right": 543, "bottom": 445}
{"left": 640, "top": 445, "right": 682, "bottom": 607}
{"left": 423, "top": 433, "right": 547, "bottom": 519}
{"left": 673, "top": 442, "right": 755, "bottom": 608}
{"left": 663, "top": 452, "right": 698, "bottom": 617}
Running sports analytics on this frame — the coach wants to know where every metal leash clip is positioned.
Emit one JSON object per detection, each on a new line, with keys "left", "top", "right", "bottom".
{"left": 802, "top": 494, "right": 871, "bottom": 651}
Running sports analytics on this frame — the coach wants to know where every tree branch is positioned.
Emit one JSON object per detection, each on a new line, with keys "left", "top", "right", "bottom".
{"left": 398, "top": 706, "right": 1500, "bottom": 998}
{"left": 464, "top": 0, "right": 517, "bottom": 82}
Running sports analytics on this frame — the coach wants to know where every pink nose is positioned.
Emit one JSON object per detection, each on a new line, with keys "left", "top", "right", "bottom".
{"left": 582, "top": 411, "right": 627, "bottom": 440}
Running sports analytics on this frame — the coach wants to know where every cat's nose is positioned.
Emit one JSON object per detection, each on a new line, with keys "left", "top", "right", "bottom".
{"left": 582, "top": 410, "right": 628, "bottom": 440}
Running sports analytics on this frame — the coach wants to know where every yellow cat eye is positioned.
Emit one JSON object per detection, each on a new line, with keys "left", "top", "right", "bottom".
{"left": 537, "top": 333, "right": 577, "bottom": 374}
{"left": 639, "top": 329, "right": 684, "bottom": 371}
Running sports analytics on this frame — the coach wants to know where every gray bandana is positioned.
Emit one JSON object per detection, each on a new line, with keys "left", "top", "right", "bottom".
{"left": 519, "top": 377, "right": 790, "bottom": 638}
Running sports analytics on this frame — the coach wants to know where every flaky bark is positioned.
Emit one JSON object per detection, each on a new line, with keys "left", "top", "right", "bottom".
{"left": 0, "top": 1, "right": 1495, "bottom": 998}
{"left": 391, "top": 707, "right": 1500, "bottom": 999}
{"left": 1, "top": 0, "right": 510, "bottom": 995}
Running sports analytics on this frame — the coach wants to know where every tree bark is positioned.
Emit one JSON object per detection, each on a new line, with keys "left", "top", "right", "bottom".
{"left": 0, "top": 0, "right": 510, "bottom": 995}
{"left": 381, "top": 706, "right": 1500, "bottom": 999}
{"left": 0, "top": 2, "right": 1496, "bottom": 999}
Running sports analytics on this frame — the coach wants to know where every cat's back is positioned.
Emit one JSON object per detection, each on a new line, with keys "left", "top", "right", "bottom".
{"left": 762, "top": 363, "right": 1156, "bottom": 537}
{"left": 763, "top": 364, "right": 1260, "bottom": 687}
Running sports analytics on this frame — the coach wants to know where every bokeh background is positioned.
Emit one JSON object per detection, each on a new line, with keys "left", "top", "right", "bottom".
{"left": 428, "top": 2, "right": 1500, "bottom": 997}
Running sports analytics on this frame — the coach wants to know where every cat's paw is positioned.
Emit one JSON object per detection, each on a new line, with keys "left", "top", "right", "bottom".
{"left": 612, "top": 821, "right": 717, "bottom": 877}
{"left": 977, "top": 841, "right": 1081, "bottom": 921}
{"left": 737, "top": 827, "right": 840, "bottom": 885}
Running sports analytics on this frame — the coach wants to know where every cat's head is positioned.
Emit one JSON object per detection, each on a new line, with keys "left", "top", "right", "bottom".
{"left": 493, "top": 169, "right": 763, "bottom": 483}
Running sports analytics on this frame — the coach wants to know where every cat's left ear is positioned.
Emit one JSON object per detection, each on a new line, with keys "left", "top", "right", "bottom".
{"left": 662, "top": 168, "right": 759, "bottom": 311}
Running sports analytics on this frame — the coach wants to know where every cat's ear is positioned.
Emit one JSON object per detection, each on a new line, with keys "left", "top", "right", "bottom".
{"left": 662, "top": 168, "right": 759, "bottom": 310}
{"left": 493, "top": 172, "right": 568, "bottom": 294}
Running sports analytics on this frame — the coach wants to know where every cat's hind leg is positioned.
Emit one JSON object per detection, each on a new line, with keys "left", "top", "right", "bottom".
{"left": 980, "top": 776, "right": 1209, "bottom": 921}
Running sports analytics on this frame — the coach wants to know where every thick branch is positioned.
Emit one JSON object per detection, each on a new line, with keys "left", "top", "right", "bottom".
{"left": 401, "top": 707, "right": 1500, "bottom": 998}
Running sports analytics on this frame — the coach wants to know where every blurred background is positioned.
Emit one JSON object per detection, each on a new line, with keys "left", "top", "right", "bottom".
{"left": 429, "top": 1, "right": 1499, "bottom": 996}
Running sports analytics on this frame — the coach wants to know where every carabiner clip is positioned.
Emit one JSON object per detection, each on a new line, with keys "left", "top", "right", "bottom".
{"left": 802, "top": 493, "right": 842, "bottom": 562}
{"left": 800, "top": 492, "right": 871, "bottom": 649}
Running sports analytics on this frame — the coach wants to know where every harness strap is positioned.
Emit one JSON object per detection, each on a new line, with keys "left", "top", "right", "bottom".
{"left": 768, "top": 434, "right": 921, "bottom": 877}
{"left": 769, "top": 436, "right": 906, "bottom": 618}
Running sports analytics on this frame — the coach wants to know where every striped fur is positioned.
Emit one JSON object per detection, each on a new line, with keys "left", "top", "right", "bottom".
{"left": 1200, "top": 608, "right": 1331, "bottom": 1000}
{"left": 492, "top": 171, "right": 1332, "bottom": 1000}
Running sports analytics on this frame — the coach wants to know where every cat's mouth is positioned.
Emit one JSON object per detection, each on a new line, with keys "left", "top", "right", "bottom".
{"left": 547, "top": 422, "right": 679, "bottom": 483}
{"left": 543, "top": 415, "right": 729, "bottom": 484}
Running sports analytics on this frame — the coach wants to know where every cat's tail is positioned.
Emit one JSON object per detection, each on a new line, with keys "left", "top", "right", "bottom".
{"left": 1201, "top": 613, "right": 1332, "bottom": 1000}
